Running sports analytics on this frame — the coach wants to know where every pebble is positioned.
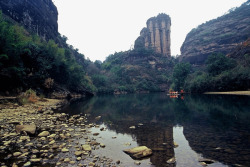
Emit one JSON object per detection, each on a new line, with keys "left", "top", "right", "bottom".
{"left": 30, "top": 158, "right": 42, "bottom": 162}
{"left": 75, "top": 151, "right": 82, "bottom": 156}
{"left": 167, "top": 157, "right": 176, "bottom": 164}
{"left": 23, "top": 161, "right": 31, "bottom": 167}
{"left": 38, "top": 131, "right": 50, "bottom": 137}
{"left": 100, "top": 143, "right": 106, "bottom": 148}
{"left": 61, "top": 148, "right": 69, "bottom": 152}
{"left": 82, "top": 144, "right": 91, "bottom": 151}
{"left": 134, "top": 161, "right": 141, "bottom": 165}
{"left": 13, "top": 152, "right": 22, "bottom": 157}
{"left": 0, "top": 99, "right": 118, "bottom": 167}
{"left": 64, "top": 158, "right": 70, "bottom": 162}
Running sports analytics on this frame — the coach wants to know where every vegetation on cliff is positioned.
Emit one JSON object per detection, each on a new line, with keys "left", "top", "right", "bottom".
{"left": 184, "top": 50, "right": 250, "bottom": 92}
{"left": 0, "top": 11, "right": 95, "bottom": 95}
{"left": 86, "top": 47, "right": 176, "bottom": 94}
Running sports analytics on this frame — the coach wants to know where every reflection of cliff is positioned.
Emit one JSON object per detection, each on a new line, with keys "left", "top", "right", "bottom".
{"left": 62, "top": 93, "right": 250, "bottom": 166}
{"left": 183, "top": 120, "right": 250, "bottom": 166}
{"left": 108, "top": 121, "right": 175, "bottom": 167}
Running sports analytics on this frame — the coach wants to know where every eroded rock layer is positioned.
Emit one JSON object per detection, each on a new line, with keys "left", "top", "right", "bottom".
{"left": 180, "top": 1, "right": 250, "bottom": 64}
{"left": 135, "top": 13, "right": 171, "bottom": 57}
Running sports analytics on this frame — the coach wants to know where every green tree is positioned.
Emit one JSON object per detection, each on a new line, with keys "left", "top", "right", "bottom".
{"left": 172, "top": 63, "right": 191, "bottom": 90}
{"left": 206, "top": 53, "right": 236, "bottom": 76}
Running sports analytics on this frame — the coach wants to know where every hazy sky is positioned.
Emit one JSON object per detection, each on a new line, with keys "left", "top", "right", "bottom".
{"left": 53, "top": 0, "right": 247, "bottom": 62}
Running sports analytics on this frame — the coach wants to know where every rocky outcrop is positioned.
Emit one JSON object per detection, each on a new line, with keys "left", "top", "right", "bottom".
{"left": 123, "top": 146, "right": 153, "bottom": 159}
{"left": 135, "top": 13, "right": 171, "bottom": 57}
{"left": 0, "top": 0, "right": 58, "bottom": 41}
{"left": 227, "top": 38, "right": 250, "bottom": 60}
{"left": 180, "top": 1, "right": 250, "bottom": 64}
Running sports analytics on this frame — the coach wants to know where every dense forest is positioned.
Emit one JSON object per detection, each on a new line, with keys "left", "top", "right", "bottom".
{"left": 0, "top": 12, "right": 95, "bottom": 96}
{"left": 87, "top": 41, "right": 250, "bottom": 94}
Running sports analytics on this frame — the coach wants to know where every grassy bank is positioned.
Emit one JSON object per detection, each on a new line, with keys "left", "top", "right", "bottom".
{"left": 204, "top": 91, "right": 250, "bottom": 95}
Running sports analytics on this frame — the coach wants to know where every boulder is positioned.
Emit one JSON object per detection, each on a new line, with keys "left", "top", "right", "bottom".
{"left": 123, "top": 146, "right": 152, "bottom": 159}
{"left": 16, "top": 124, "right": 36, "bottom": 134}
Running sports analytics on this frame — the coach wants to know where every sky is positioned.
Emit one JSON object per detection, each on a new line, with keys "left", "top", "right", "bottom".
{"left": 53, "top": 0, "right": 247, "bottom": 62}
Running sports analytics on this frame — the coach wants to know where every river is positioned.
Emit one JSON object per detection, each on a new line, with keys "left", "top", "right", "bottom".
{"left": 61, "top": 93, "right": 250, "bottom": 167}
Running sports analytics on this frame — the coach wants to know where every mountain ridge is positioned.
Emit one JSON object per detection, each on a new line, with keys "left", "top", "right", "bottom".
{"left": 179, "top": 1, "right": 250, "bottom": 64}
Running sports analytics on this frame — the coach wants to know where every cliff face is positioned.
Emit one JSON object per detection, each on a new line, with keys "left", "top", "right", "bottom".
{"left": 0, "top": 0, "right": 58, "bottom": 41}
{"left": 180, "top": 1, "right": 250, "bottom": 64}
{"left": 135, "top": 13, "right": 171, "bottom": 57}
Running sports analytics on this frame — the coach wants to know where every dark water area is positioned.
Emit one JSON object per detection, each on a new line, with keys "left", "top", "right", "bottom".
{"left": 61, "top": 93, "right": 250, "bottom": 167}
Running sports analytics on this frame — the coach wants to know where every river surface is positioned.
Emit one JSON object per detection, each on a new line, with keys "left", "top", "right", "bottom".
{"left": 61, "top": 93, "right": 250, "bottom": 167}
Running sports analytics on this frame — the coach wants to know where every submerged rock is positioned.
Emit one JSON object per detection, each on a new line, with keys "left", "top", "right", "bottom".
{"left": 134, "top": 161, "right": 141, "bottom": 165}
{"left": 95, "top": 116, "right": 101, "bottom": 120}
{"left": 198, "top": 158, "right": 215, "bottom": 164}
{"left": 100, "top": 143, "right": 105, "bottom": 148}
{"left": 167, "top": 157, "right": 176, "bottom": 164}
{"left": 93, "top": 133, "right": 99, "bottom": 136}
{"left": 173, "top": 142, "right": 179, "bottom": 148}
{"left": 123, "top": 146, "right": 152, "bottom": 159}
{"left": 129, "top": 126, "right": 136, "bottom": 129}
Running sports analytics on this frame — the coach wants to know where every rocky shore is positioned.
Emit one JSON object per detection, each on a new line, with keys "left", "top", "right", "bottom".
{"left": 0, "top": 98, "right": 122, "bottom": 167}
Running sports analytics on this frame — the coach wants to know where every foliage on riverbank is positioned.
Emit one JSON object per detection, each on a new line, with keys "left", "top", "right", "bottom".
{"left": 184, "top": 52, "right": 250, "bottom": 93}
{"left": 86, "top": 48, "right": 176, "bottom": 94}
{"left": 0, "top": 11, "right": 95, "bottom": 95}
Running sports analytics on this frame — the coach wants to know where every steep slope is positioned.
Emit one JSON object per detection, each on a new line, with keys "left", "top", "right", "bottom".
{"left": 0, "top": 0, "right": 58, "bottom": 41}
{"left": 0, "top": 1, "right": 94, "bottom": 96}
{"left": 180, "top": 1, "right": 250, "bottom": 64}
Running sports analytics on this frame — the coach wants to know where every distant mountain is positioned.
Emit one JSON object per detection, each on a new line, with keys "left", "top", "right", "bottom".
{"left": 179, "top": 1, "right": 250, "bottom": 64}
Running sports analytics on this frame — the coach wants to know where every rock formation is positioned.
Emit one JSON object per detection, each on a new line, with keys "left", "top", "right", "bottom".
{"left": 180, "top": 1, "right": 250, "bottom": 64}
{"left": 135, "top": 13, "right": 171, "bottom": 57}
{"left": 0, "top": 0, "right": 58, "bottom": 41}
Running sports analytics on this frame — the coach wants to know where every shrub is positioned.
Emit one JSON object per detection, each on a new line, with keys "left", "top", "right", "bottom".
{"left": 17, "top": 89, "right": 38, "bottom": 105}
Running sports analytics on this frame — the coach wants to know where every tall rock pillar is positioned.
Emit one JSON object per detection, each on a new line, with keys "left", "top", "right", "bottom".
{"left": 135, "top": 13, "right": 171, "bottom": 57}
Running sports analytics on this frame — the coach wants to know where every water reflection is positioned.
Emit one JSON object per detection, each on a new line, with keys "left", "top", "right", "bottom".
{"left": 61, "top": 93, "right": 250, "bottom": 166}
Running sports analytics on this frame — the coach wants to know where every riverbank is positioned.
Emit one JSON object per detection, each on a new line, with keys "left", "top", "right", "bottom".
{"left": 0, "top": 98, "right": 119, "bottom": 167}
{"left": 204, "top": 91, "right": 250, "bottom": 95}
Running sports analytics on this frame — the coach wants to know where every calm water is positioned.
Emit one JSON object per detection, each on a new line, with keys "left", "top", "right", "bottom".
{"left": 61, "top": 93, "right": 250, "bottom": 167}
